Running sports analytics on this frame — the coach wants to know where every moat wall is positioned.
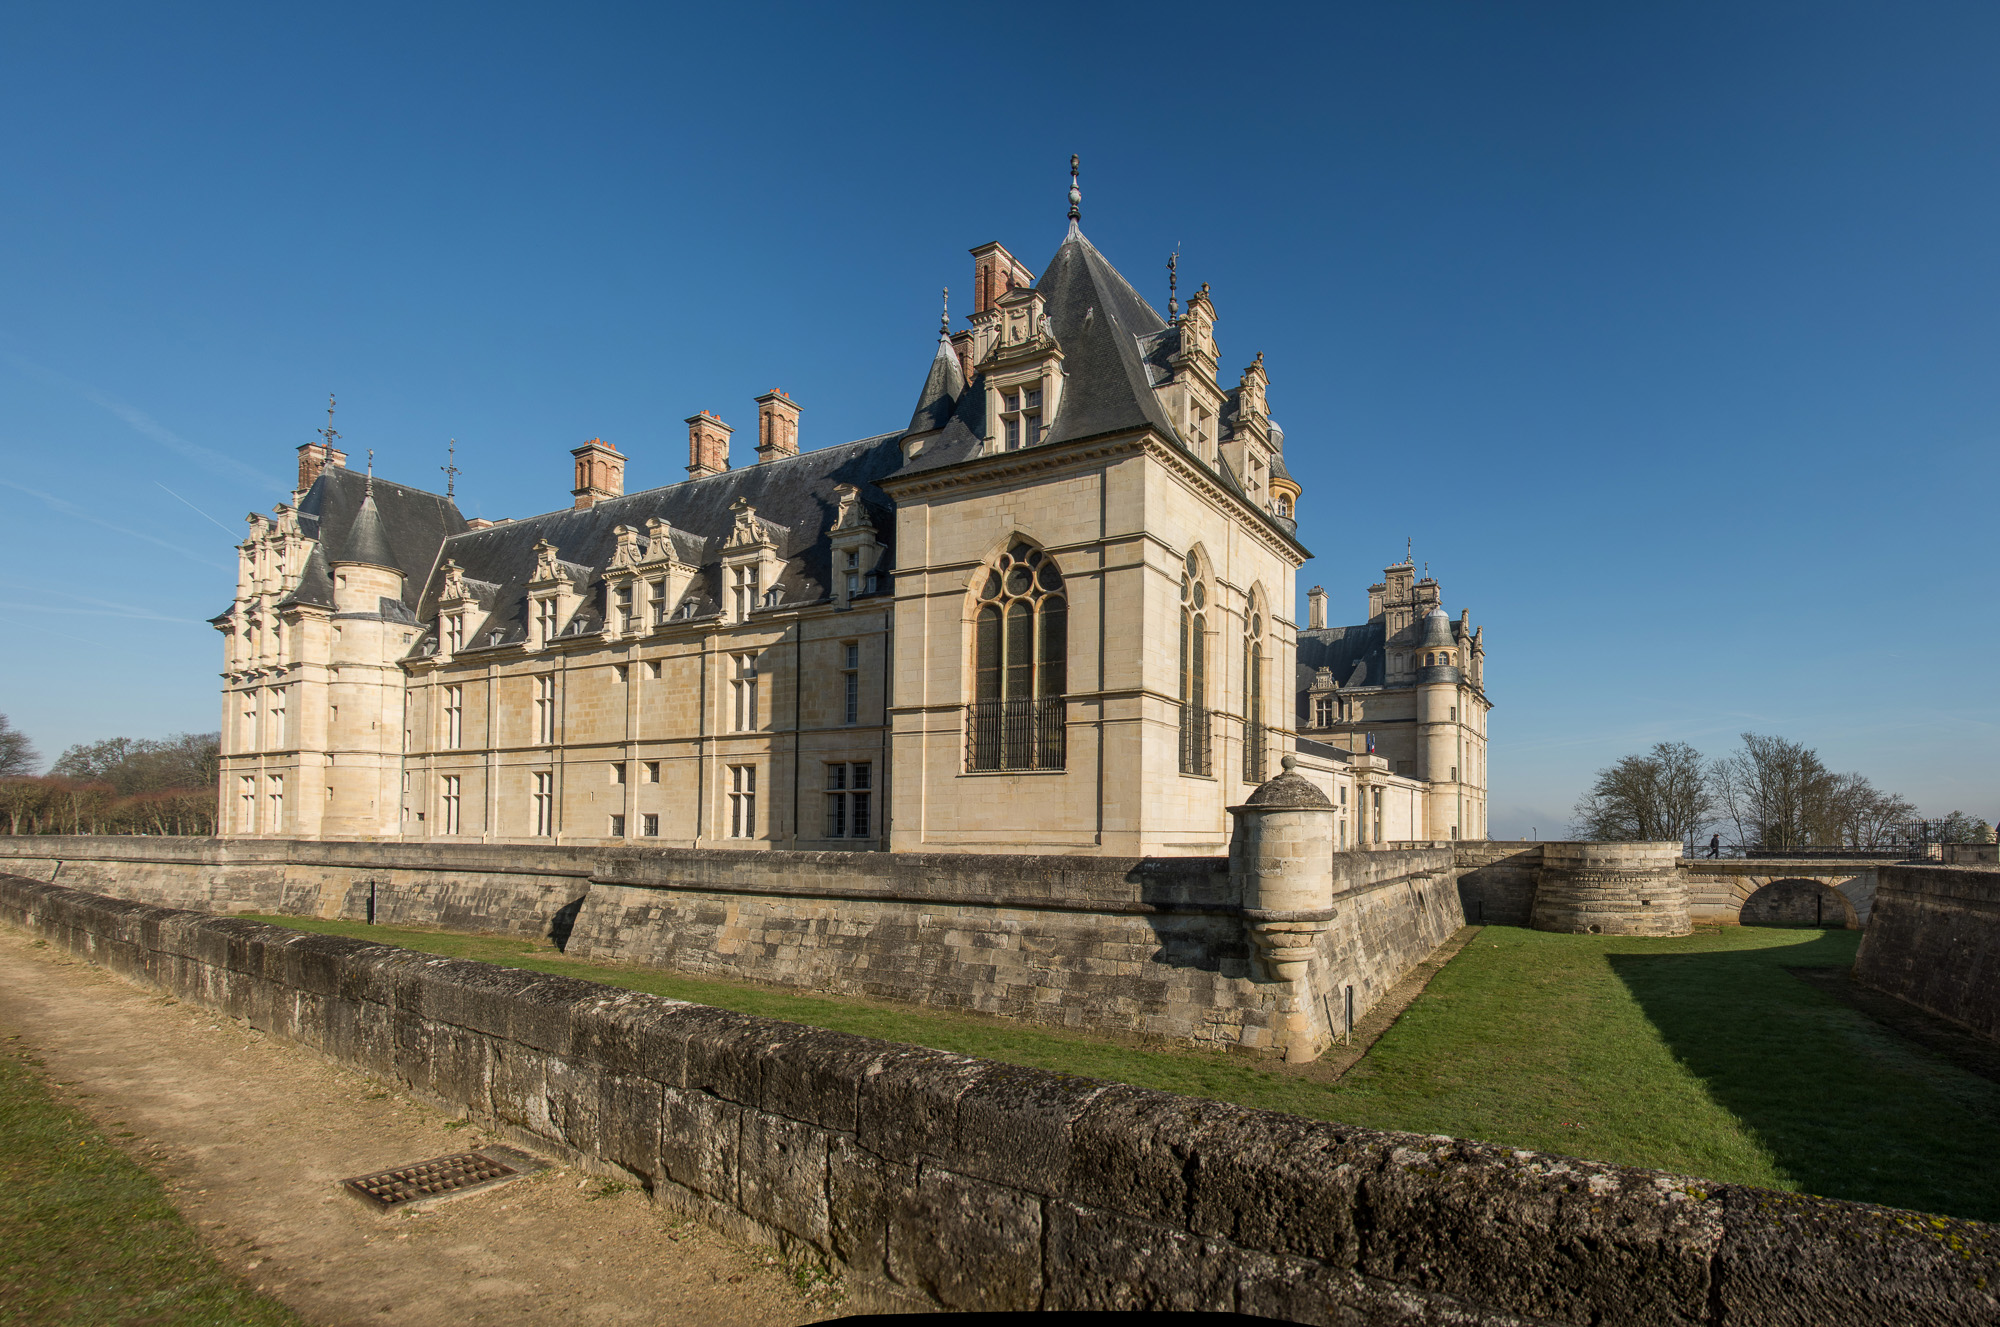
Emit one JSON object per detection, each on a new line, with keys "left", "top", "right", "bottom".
{"left": 0, "top": 837, "right": 1460, "bottom": 1057}
{"left": 5, "top": 873, "right": 1996, "bottom": 1323}
{"left": 1854, "top": 863, "right": 2000, "bottom": 1043}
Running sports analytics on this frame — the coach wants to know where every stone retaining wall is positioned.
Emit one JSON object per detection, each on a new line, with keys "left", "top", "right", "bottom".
{"left": 1532, "top": 842, "right": 1690, "bottom": 937}
{"left": 0, "top": 837, "right": 1458, "bottom": 1057}
{"left": 1854, "top": 863, "right": 2000, "bottom": 1043}
{"left": 4, "top": 873, "right": 1995, "bottom": 1323}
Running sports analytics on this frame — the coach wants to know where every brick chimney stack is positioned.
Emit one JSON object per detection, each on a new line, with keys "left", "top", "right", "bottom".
{"left": 570, "top": 438, "right": 624, "bottom": 509}
{"left": 296, "top": 440, "right": 348, "bottom": 493}
{"left": 754, "top": 390, "right": 801, "bottom": 463}
{"left": 686, "top": 412, "right": 733, "bottom": 478}
{"left": 1307, "top": 585, "right": 1327, "bottom": 630}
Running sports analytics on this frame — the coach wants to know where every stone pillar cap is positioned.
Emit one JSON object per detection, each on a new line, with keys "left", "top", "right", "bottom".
{"left": 1232, "top": 755, "right": 1333, "bottom": 810}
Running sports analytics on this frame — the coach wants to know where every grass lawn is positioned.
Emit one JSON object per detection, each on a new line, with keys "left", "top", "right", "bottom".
{"left": 0, "top": 1042, "right": 302, "bottom": 1325}
{"left": 246, "top": 914, "right": 2000, "bottom": 1220}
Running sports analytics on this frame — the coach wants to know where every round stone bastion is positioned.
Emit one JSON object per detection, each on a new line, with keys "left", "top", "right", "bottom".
{"left": 1530, "top": 842, "right": 1690, "bottom": 937}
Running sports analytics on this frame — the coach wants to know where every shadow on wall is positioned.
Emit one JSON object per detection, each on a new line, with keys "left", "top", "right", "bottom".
{"left": 1606, "top": 932, "right": 2000, "bottom": 1221}
{"left": 546, "top": 896, "right": 584, "bottom": 952}
{"left": 1740, "top": 879, "right": 1859, "bottom": 929}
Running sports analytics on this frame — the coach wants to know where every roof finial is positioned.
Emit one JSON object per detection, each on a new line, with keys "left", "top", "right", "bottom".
{"left": 1067, "top": 153, "right": 1081, "bottom": 230}
{"left": 365, "top": 448, "right": 375, "bottom": 500}
{"left": 318, "top": 393, "right": 340, "bottom": 450}
{"left": 1167, "top": 250, "right": 1179, "bottom": 323}
{"left": 441, "top": 438, "right": 459, "bottom": 499}
{"left": 939, "top": 287, "right": 950, "bottom": 341}
{"left": 1406, "top": 536, "right": 1413, "bottom": 565}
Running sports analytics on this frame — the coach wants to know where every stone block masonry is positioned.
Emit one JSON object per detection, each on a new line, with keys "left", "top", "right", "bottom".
{"left": 4, "top": 873, "right": 1997, "bottom": 1323}
{"left": 1855, "top": 863, "right": 2000, "bottom": 1043}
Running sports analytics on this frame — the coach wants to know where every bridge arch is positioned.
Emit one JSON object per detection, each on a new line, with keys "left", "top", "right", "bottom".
{"left": 1739, "top": 878, "right": 1860, "bottom": 929}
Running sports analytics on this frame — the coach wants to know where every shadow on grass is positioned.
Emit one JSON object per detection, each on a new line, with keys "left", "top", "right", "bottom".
{"left": 1608, "top": 931, "right": 2000, "bottom": 1220}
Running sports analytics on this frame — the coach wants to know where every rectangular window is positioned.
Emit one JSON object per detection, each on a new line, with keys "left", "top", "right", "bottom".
{"left": 614, "top": 663, "right": 628, "bottom": 684}
{"left": 441, "top": 775, "right": 461, "bottom": 835}
{"left": 825, "top": 762, "right": 872, "bottom": 838}
{"left": 650, "top": 579, "right": 668, "bottom": 625}
{"left": 446, "top": 613, "right": 464, "bottom": 653}
{"left": 642, "top": 813, "right": 659, "bottom": 837}
{"left": 646, "top": 660, "right": 662, "bottom": 680}
{"left": 732, "top": 653, "right": 759, "bottom": 731}
{"left": 615, "top": 584, "right": 634, "bottom": 633}
{"left": 267, "top": 774, "right": 283, "bottom": 833}
{"left": 536, "top": 598, "right": 558, "bottom": 647}
{"left": 611, "top": 762, "right": 626, "bottom": 784}
{"left": 269, "top": 687, "right": 287, "bottom": 747}
{"left": 728, "top": 765, "right": 756, "bottom": 838}
{"left": 444, "top": 685, "right": 463, "bottom": 750}
{"left": 645, "top": 760, "right": 659, "bottom": 783}
{"left": 1004, "top": 416, "right": 1020, "bottom": 449}
{"left": 842, "top": 641, "right": 859, "bottom": 725}
{"left": 1024, "top": 387, "right": 1042, "bottom": 445}
{"left": 532, "top": 771, "right": 554, "bottom": 837}
{"left": 240, "top": 775, "right": 256, "bottom": 831}
{"left": 609, "top": 813, "right": 626, "bottom": 837}
{"left": 732, "top": 565, "right": 760, "bottom": 618}
{"left": 242, "top": 692, "right": 258, "bottom": 750}
{"left": 534, "top": 675, "right": 555, "bottom": 744}
{"left": 1314, "top": 695, "right": 1333, "bottom": 727}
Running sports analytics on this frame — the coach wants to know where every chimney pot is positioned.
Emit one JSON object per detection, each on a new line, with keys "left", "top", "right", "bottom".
{"left": 687, "top": 413, "right": 733, "bottom": 478}
{"left": 1307, "top": 585, "right": 1327, "bottom": 631}
{"left": 570, "top": 438, "right": 624, "bottom": 509}
{"left": 754, "top": 390, "right": 802, "bottom": 464}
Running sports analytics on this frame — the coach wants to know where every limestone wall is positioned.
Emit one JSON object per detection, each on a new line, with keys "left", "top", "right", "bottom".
{"left": 1452, "top": 842, "right": 1542, "bottom": 925}
{"left": 5, "top": 874, "right": 1994, "bottom": 1323}
{"left": 1854, "top": 864, "right": 2000, "bottom": 1042}
{"left": 0, "top": 837, "right": 1457, "bottom": 1057}
{"left": 1532, "top": 842, "right": 1689, "bottom": 937}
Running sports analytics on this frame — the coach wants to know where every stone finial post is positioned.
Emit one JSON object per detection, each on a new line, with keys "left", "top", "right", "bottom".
{"left": 1229, "top": 754, "right": 1336, "bottom": 1063}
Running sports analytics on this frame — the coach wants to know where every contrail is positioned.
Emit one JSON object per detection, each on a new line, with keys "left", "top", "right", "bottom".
{"left": 0, "top": 480, "right": 229, "bottom": 570}
{"left": 156, "top": 481, "right": 241, "bottom": 536}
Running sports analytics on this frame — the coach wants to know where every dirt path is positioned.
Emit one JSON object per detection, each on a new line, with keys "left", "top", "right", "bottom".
{"left": 0, "top": 927, "right": 839, "bottom": 1327}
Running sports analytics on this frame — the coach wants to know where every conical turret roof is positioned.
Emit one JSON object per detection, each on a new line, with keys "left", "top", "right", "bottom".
{"left": 1420, "top": 606, "right": 1455, "bottom": 648}
{"left": 336, "top": 486, "right": 401, "bottom": 572}
{"left": 906, "top": 335, "right": 964, "bottom": 434}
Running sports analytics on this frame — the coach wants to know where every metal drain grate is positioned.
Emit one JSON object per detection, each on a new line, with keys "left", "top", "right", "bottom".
{"left": 342, "top": 1148, "right": 538, "bottom": 1210}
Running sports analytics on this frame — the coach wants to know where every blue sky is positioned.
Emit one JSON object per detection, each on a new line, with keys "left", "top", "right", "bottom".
{"left": 2, "top": 2, "right": 1995, "bottom": 835}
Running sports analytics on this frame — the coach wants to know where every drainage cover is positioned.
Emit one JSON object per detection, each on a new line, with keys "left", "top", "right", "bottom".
{"left": 342, "top": 1147, "right": 541, "bottom": 1211}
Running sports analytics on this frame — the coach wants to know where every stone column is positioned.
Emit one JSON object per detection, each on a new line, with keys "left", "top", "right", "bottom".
{"left": 1229, "top": 755, "right": 1336, "bottom": 1062}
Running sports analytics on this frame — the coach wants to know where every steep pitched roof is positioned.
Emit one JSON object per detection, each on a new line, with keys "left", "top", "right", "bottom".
{"left": 296, "top": 465, "right": 465, "bottom": 608}
{"left": 1296, "top": 622, "right": 1386, "bottom": 694}
{"left": 1034, "top": 230, "right": 1178, "bottom": 446}
{"left": 276, "top": 544, "right": 337, "bottom": 611}
{"left": 421, "top": 432, "right": 905, "bottom": 649}
{"left": 338, "top": 488, "right": 399, "bottom": 571}
{"left": 907, "top": 335, "right": 964, "bottom": 434}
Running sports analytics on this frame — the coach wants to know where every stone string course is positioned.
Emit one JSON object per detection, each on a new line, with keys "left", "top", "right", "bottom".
{"left": 4, "top": 873, "right": 1996, "bottom": 1323}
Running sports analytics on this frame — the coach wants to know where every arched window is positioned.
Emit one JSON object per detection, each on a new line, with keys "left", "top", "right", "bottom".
{"left": 1275, "top": 493, "right": 1293, "bottom": 519}
{"left": 1178, "top": 552, "right": 1211, "bottom": 775}
{"left": 968, "top": 541, "right": 1067, "bottom": 771}
{"left": 1244, "top": 603, "right": 1267, "bottom": 783}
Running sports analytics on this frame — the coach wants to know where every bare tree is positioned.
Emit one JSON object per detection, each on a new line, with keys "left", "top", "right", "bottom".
{"left": 49, "top": 733, "right": 220, "bottom": 795}
{"left": 0, "top": 715, "right": 39, "bottom": 778}
{"left": 1570, "top": 741, "right": 1716, "bottom": 844}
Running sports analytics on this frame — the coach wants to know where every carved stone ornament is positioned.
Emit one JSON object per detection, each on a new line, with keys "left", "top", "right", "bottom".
{"left": 832, "top": 484, "right": 873, "bottom": 533}
{"left": 531, "top": 539, "right": 563, "bottom": 583}
{"left": 609, "top": 525, "right": 641, "bottom": 569}
{"left": 726, "top": 498, "right": 773, "bottom": 550}
{"left": 640, "top": 517, "right": 680, "bottom": 565}
{"left": 438, "top": 558, "right": 468, "bottom": 602}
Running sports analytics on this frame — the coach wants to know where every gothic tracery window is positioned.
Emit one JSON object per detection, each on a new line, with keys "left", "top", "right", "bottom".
{"left": 967, "top": 541, "right": 1066, "bottom": 770}
{"left": 1178, "top": 553, "right": 1211, "bottom": 775}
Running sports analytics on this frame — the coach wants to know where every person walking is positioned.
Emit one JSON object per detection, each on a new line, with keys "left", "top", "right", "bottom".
{"left": 1707, "top": 833, "right": 1722, "bottom": 859}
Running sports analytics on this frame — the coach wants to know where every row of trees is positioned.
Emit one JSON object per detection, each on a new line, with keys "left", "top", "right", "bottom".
{"left": 1570, "top": 733, "right": 1992, "bottom": 849}
{"left": 0, "top": 715, "right": 220, "bottom": 836}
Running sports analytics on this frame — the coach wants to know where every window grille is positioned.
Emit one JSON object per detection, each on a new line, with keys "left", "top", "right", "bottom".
{"left": 825, "top": 762, "right": 872, "bottom": 838}
{"left": 1178, "top": 556, "right": 1210, "bottom": 775}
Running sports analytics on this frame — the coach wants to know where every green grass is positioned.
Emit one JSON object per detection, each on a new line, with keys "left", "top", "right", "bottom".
{"left": 246, "top": 915, "right": 2000, "bottom": 1219}
{"left": 0, "top": 1043, "right": 302, "bottom": 1325}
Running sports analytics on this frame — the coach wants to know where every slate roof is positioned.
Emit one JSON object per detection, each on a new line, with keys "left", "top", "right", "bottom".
{"left": 420, "top": 431, "right": 905, "bottom": 651}
{"left": 1297, "top": 622, "right": 1386, "bottom": 695}
{"left": 907, "top": 335, "right": 964, "bottom": 434}
{"left": 293, "top": 465, "right": 467, "bottom": 610}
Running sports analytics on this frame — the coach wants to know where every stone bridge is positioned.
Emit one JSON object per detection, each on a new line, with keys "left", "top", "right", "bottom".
{"left": 1677, "top": 858, "right": 1880, "bottom": 927}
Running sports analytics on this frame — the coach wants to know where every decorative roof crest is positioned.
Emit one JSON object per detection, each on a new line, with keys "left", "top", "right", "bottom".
{"left": 832, "top": 483, "right": 873, "bottom": 534}
{"left": 726, "top": 497, "right": 775, "bottom": 550}
{"left": 531, "top": 539, "right": 564, "bottom": 583}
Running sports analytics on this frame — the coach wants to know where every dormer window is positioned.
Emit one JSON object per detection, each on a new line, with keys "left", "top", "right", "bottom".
{"left": 732, "top": 564, "right": 760, "bottom": 618}
{"left": 445, "top": 613, "right": 464, "bottom": 653}
{"left": 649, "top": 578, "right": 668, "bottom": 625}
{"left": 1275, "top": 493, "right": 1293, "bottom": 519}
{"left": 844, "top": 550, "right": 861, "bottom": 599}
{"left": 535, "top": 598, "right": 558, "bottom": 648}
{"left": 1001, "top": 388, "right": 1043, "bottom": 450}
{"left": 615, "top": 584, "right": 634, "bottom": 633}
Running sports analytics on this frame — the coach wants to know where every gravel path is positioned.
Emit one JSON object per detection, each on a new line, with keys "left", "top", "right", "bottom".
{"left": 0, "top": 926, "right": 841, "bottom": 1326}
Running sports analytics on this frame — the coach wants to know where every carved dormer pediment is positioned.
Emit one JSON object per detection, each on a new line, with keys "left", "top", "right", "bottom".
{"left": 833, "top": 484, "right": 873, "bottom": 533}
{"left": 829, "top": 484, "right": 884, "bottom": 609}
{"left": 438, "top": 558, "right": 470, "bottom": 605}
{"left": 608, "top": 525, "right": 642, "bottom": 570}
{"left": 725, "top": 498, "right": 776, "bottom": 552}
{"left": 1177, "top": 284, "right": 1218, "bottom": 378}
{"left": 529, "top": 539, "right": 564, "bottom": 586}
